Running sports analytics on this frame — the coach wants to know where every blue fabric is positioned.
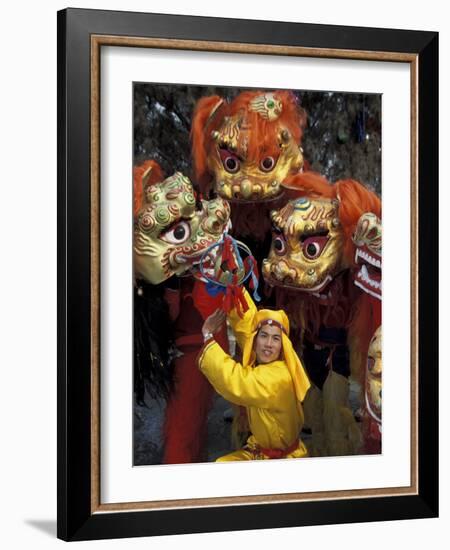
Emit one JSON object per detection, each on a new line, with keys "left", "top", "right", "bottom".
{"left": 205, "top": 282, "right": 226, "bottom": 296}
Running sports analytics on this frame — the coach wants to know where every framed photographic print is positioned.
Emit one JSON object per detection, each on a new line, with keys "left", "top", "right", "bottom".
{"left": 57, "top": 8, "right": 438, "bottom": 541}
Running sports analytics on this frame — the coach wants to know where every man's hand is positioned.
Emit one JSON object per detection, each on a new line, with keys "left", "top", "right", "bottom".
{"left": 202, "top": 309, "right": 227, "bottom": 339}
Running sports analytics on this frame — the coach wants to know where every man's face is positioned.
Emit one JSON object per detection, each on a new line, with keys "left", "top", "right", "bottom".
{"left": 254, "top": 324, "right": 282, "bottom": 364}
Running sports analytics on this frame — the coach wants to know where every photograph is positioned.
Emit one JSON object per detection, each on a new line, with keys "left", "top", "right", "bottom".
{"left": 132, "top": 84, "right": 383, "bottom": 466}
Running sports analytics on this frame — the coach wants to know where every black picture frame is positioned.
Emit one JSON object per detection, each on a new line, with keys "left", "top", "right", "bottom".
{"left": 57, "top": 7, "right": 438, "bottom": 541}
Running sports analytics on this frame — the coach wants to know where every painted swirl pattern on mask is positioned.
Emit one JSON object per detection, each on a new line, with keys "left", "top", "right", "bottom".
{"left": 134, "top": 170, "right": 230, "bottom": 284}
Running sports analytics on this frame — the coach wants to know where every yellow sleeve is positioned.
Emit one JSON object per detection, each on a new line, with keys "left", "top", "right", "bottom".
{"left": 227, "top": 288, "right": 257, "bottom": 351}
{"left": 198, "top": 340, "right": 289, "bottom": 408}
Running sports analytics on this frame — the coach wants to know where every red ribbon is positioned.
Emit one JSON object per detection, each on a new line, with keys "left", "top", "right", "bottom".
{"left": 222, "top": 283, "right": 249, "bottom": 318}
{"left": 219, "top": 235, "right": 238, "bottom": 276}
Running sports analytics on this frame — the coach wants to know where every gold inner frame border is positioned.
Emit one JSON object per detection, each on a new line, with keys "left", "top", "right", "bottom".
{"left": 90, "top": 35, "right": 419, "bottom": 514}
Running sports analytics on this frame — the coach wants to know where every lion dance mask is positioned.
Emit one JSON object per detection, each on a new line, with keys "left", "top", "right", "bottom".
{"left": 352, "top": 212, "right": 382, "bottom": 300}
{"left": 191, "top": 90, "right": 307, "bottom": 242}
{"left": 352, "top": 213, "right": 382, "bottom": 453}
{"left": 133, "top": 161, "right": 234, "bottom": 464}
{"left": 263, "top": 196, "right": 344, "bottom": 294}
{"left": 191, "top": 90, "right": 305, "bottom": 201}
{"left": 262, "top": 172, "right": 382, "bottom": 456}
{"left": 134, "top": 161, "right": 231, "bottom": 284}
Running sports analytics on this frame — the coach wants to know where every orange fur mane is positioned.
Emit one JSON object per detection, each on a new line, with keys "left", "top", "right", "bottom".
{"left": 191, "top": 90, "right": 307, "bottom": 193}
{"left": 282, "top": 171, "right": 381, "bottom": 264}
{"left": 133, "top": 160, "right": 164, "bottom": 216}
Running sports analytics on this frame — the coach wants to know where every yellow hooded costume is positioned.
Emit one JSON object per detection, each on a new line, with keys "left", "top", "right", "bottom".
{"left": 198, "top": 289, "right": 311, "bottom": 461}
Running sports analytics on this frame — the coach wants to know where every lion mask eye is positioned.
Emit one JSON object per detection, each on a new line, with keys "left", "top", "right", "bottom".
{"left": 302, "top": 235, "right": 329, "bottom": 260}
{"left": 272, "top": 228, "right": 286, "bottom": 256}
{"left": 260, "top": 155, "right": 277, "bottom": 172}
{"left": 160, "top": 220, "right": 191, "bottom": 244}
{"left": 219, "top": 149, "right": 240, "bottom": 174}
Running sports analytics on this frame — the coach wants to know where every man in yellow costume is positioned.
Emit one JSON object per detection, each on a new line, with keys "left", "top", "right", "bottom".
{"left": 198, "top": 289, "right": 311, "bottom": 461}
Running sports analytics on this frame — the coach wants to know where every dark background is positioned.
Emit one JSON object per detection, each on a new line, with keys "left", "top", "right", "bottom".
{"left": 134, "top": 83, "right": 382, "bottom": 194}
